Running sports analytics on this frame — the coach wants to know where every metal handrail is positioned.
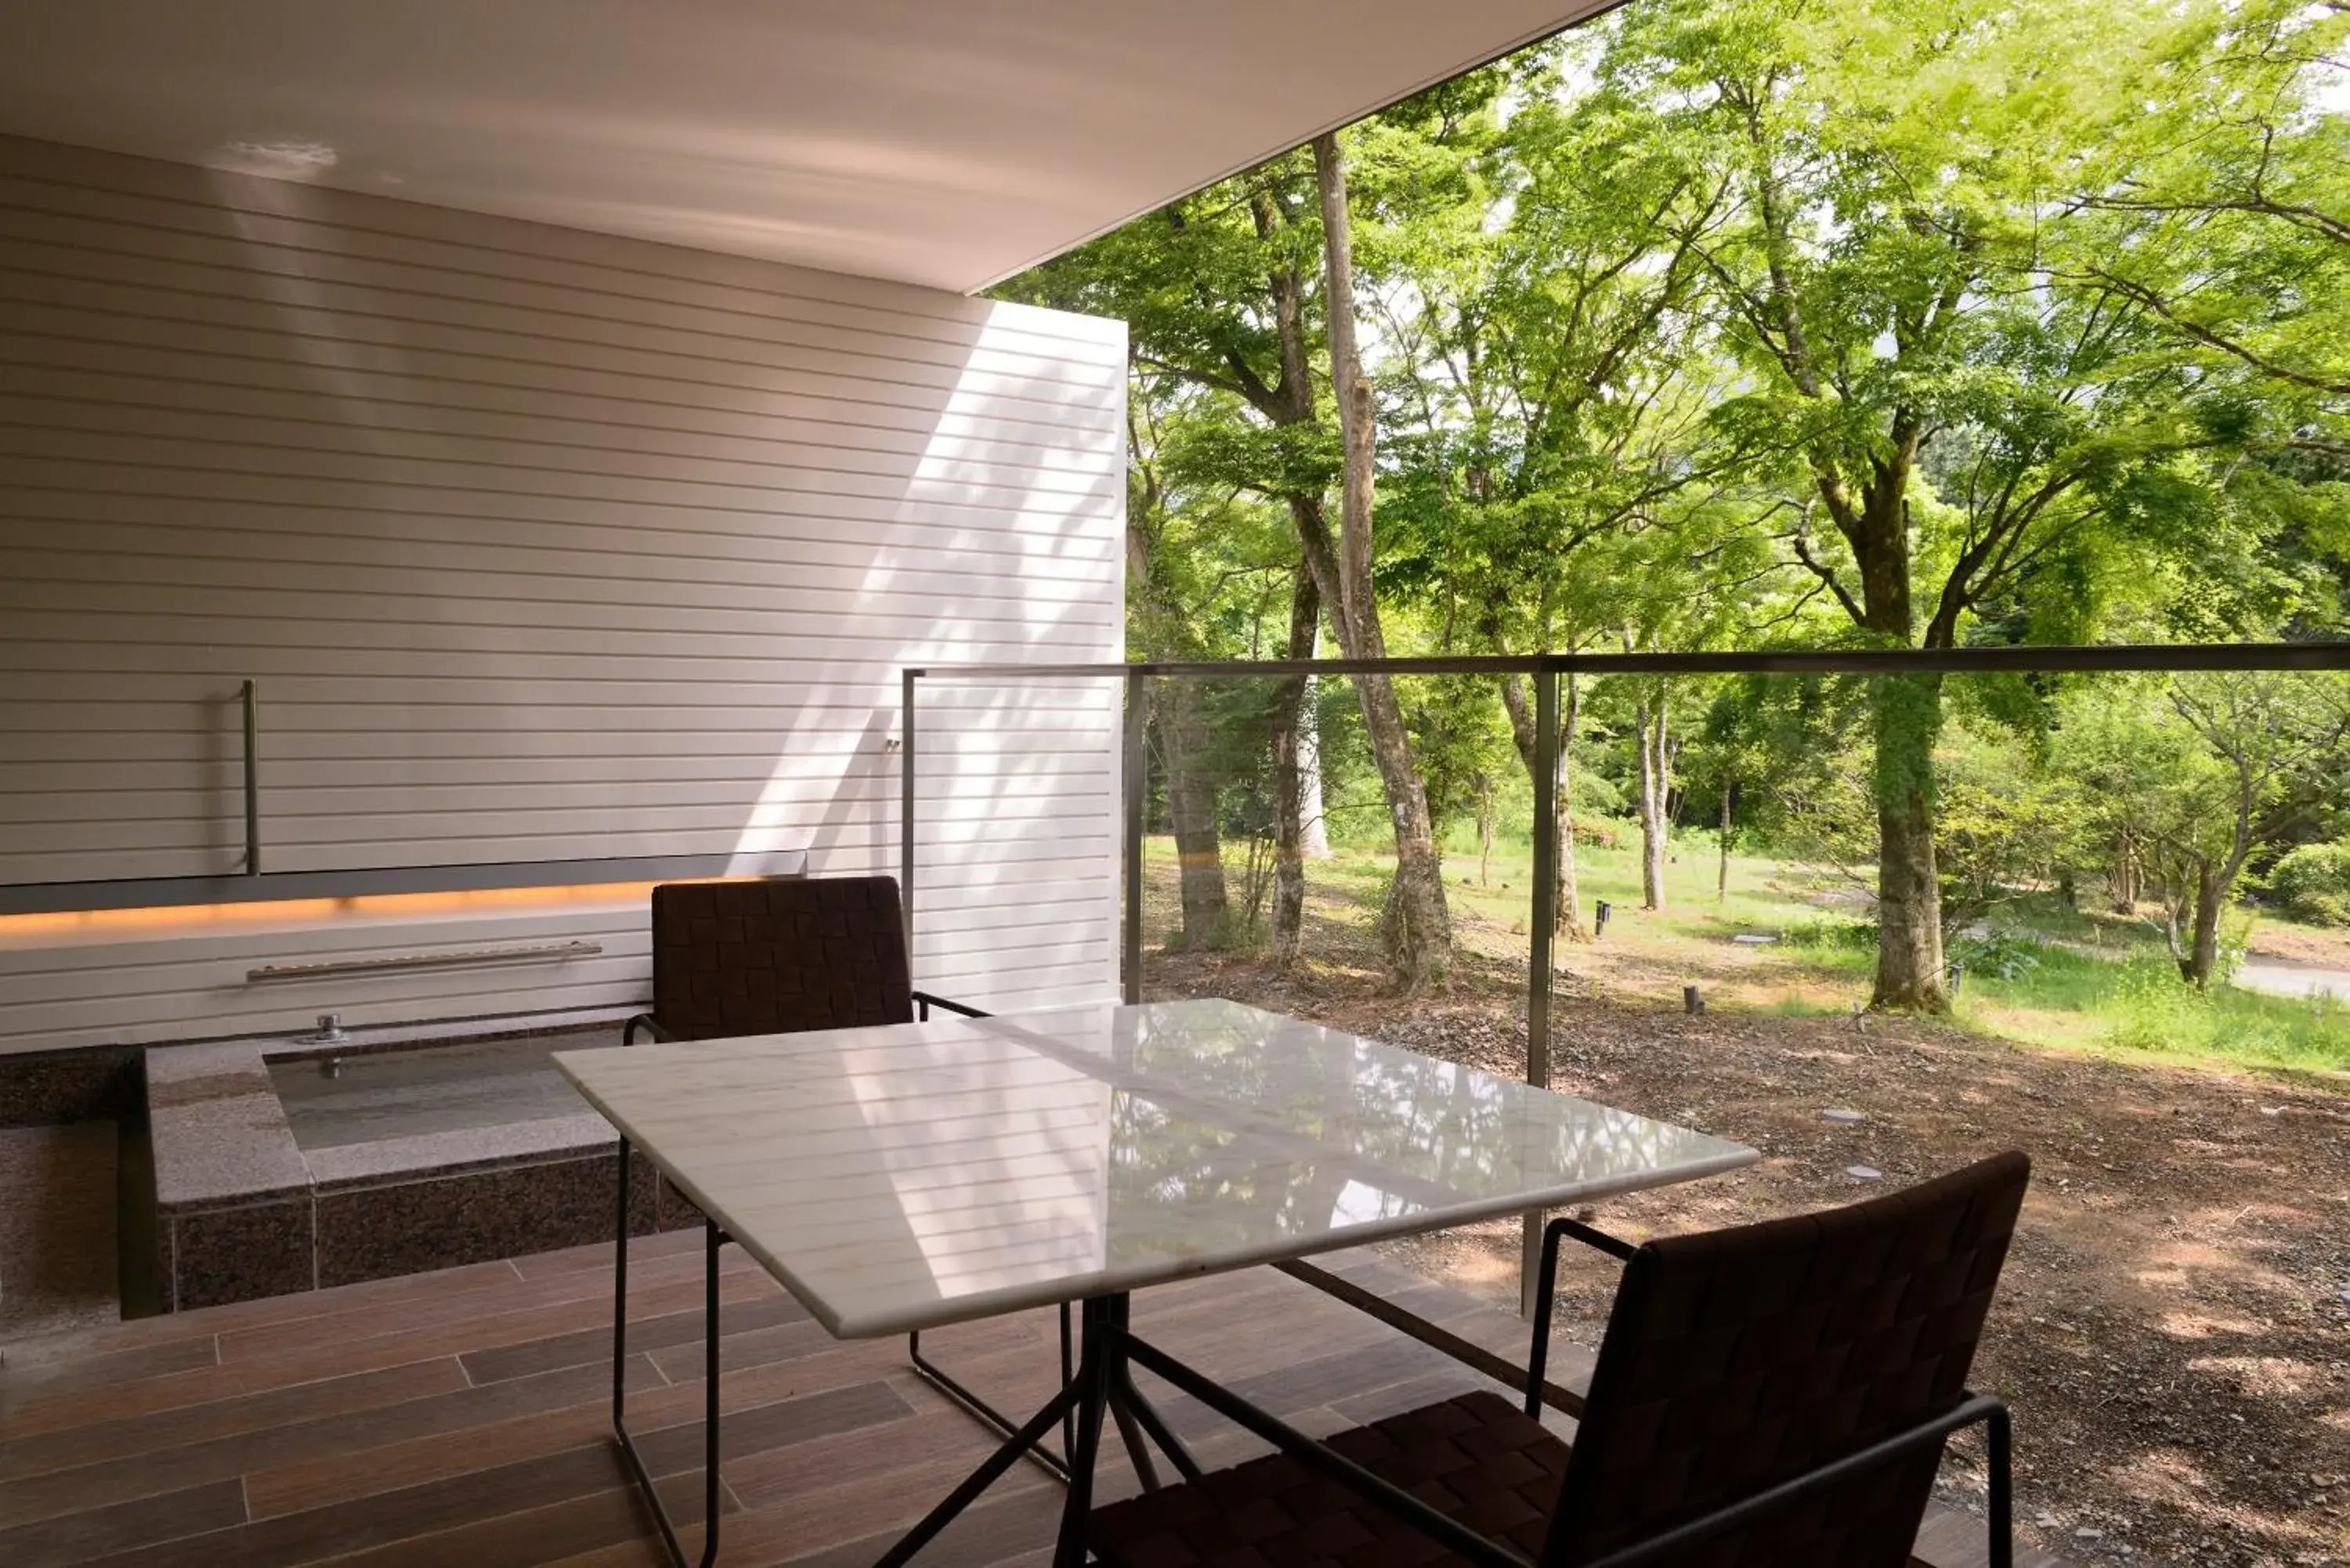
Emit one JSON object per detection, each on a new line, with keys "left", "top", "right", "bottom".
{"left": 907, "top": 639, "right": 2350, "bottom": 680}
{"left": 898, "top": 638, "right": 2350, "bottom": 1313}
{"left": 902, "top": 638, "right": 2350, "bottom": 1006}
{"left": 245, "top": 940, "right": 603, "bottom": 983}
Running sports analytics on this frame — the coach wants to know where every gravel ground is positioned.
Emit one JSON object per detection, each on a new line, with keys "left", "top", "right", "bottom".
{"left": 1148, "top": 930, "right": 2350, "bottom": 1568}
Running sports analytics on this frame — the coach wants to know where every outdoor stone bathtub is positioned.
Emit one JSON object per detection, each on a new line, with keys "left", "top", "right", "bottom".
{"left": 144, "top": 1011, "right": 700, "bottom": 1310}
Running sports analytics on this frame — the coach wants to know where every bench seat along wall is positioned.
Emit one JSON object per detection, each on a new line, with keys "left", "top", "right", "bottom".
{"left": 0, "top": 135, "right": 1125, "bottom": 1053}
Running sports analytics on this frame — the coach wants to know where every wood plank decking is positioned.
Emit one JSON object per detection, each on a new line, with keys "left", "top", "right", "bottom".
{"left": 0, "top": 1230, "right": 2045, "bottom": 1568}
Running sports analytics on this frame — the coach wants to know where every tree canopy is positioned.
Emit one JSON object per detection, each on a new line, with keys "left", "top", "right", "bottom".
{"left": 995, "top": 0, "right": 2350, "bottom": 1004}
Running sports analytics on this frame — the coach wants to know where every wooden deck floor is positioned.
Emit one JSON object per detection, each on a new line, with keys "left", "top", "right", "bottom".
{"left": 0, "top": 1229, "right": 2044, "bottom": 1568}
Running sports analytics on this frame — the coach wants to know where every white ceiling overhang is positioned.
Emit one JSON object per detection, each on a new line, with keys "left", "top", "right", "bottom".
{"left": 0, "top": 0, "right": 1611, "bottom": 294}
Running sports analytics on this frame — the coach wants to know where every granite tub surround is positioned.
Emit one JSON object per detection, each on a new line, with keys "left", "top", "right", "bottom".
{"left": 555, "top": 997, "right": 1759, "bottom": 1339}
{"left": 314, "top": 1147, "right": 659, "bottom": 1288}
{"left": 170, "top": 1196, "right": 316, "bottom": 1311}
{"left": 0, "top": 1040, "right": 141, "bottom": 1128}
{"left": 145, "top": 1013, "right": 684, "bottom": 1310}
{"left": 0, "top": 1121, "right": 121, "bottom": 1335}
{"left": 149, "top": 1038, "right": 312, "bottom": 1210}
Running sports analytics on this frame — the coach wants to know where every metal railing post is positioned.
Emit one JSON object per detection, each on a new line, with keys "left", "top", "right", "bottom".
{"left": 1123, "top": 668, "right": 1147, "bottom": 1006}
{"left": 242, "top": 678, "right": 262, "bottom": 876}
{"left": 1522, "top": 664, "right": 1560, "bottom": 1316}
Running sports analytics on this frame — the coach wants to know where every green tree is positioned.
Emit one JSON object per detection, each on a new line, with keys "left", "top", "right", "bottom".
{"left": 1129, "top": 379, "right": 1303, "bottom": 948}
{"left": 1006, "top": 139, "right": 1456, "bottom": 988}
{"left": 1606, "top": 0, "right": 2258, "bottom": 1008}
{"left": 2058, "top": 673, "right": 2350, "bottom": 985}
{"left": 1366, "top": 45, "right": 1744, "bottom": 936}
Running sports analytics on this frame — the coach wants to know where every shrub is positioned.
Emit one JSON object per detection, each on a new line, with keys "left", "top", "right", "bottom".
{"left": 2268, "top": 840, "right": 2350, "bottom": 927}
{"left": 1782, "top": 917, "right": 1878, "bottom": 952}
{"left": 2102, "top": 954, "right": 2205, "bottom": 1052}
{"left": 1950, "top": 926, "right": 2044, "bottom": 982}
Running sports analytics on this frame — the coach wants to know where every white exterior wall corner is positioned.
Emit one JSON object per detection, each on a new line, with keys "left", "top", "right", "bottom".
{"left": 0, "top": 134, "right": 1125, "bottom": 1053}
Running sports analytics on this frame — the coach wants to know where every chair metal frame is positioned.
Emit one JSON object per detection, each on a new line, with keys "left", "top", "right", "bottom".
{"left": 1083, "top": 1205, "right": 2018, "bottom": 1568}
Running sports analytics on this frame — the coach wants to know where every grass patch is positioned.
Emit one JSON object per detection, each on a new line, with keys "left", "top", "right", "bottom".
{"left": 1147, "top": 821, "right": 2350, "bottom": 1080}
{"left": 1959, "top": 945, "right": 2350, "bottom": 1075}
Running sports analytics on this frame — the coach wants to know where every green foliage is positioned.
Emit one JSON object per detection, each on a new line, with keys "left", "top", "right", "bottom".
{"left": 1933, "top": 724, "right": 2085, "bottom": 929}
{"left": 1950, "top": 927, "right": 2048, "bottom": 984}
{"left": 2268, "top": 840, "right": 2350, "bottom": 927}
{"left": 1783, "top": 917, "right": 1881, "bottom": 953}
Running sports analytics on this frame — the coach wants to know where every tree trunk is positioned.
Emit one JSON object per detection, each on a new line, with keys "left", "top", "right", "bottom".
{"left": 1476, "top": 775, "right": 1495, "bottom": 887}
{"left": 2182, "top": 862, "right": 2225, "bottom": 988}
{"left": 1313, "top": 130, "right": 1451, "bottom": 992}
{"left": 1718, "top": 779, "right": 1734, "bottom": 903}
{"left": 2181, "top": 778, "right": 2261, "bottom": 988}
{"left": 1869, "top": 672, "right": 1947, "bottom": 1010}
{"left": 1269, "top": 569, "right": 1320, "bottom": 970}
{"left": 1161, "top": 681, "right": 1227, "bottom": 949}
{"left": 1637, "top": 693, "right": 1668, "bottom": 912}
{"left": 2111, "top": 829, "right": 2139, "bottom": 915}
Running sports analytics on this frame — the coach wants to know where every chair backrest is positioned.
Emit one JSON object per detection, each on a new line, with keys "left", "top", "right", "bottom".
{"left": 649, "top": 876, "right": 915, "bottom": 1040}
{"left": 1540, "top": 1151, "right": 2030, "bottom": 1568}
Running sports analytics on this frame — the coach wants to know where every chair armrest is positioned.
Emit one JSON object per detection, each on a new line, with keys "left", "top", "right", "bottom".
{"left": 913, "top": 991, "right": 991, "bottom": 1021}
{"left": 1525, "top": 1215, "right": 1637, "bottom": 1415}
{"left": 623, "top": 1013, "right": 674, "bottom": 1045}
{"left": 1549, "top": 1215, "right": 1636, "bottom": 1262}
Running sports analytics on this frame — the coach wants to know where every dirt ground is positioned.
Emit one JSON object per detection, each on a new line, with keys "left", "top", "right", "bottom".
{"left": 1148, "top": 934, "right": 2350, "bottom": 1568}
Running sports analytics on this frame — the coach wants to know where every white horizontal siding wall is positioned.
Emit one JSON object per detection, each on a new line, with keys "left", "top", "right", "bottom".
{"left": 0, "top": 135, "right": 1124, "bottom": 1052}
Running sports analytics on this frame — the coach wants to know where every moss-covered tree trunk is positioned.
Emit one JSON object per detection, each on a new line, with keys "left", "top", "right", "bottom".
{"left": 1869, "top": 672, "right": 1947, "bottom": 1010}
{"left": 2111, "top": 829, "right": 2141, "bottom": 914}
{"left": 2182, "top": 864, "right": 2225, "bottom": 988}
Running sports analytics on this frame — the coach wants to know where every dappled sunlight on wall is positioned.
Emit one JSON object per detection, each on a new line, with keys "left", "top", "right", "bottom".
{"left": 730, "top": 299, "right": 1126, "bottom": 1012}
{"left": 903, "top": 672, "right": 1124, "bottom": 1010}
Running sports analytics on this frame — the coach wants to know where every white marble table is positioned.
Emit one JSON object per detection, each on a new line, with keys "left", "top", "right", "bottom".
{"left": 555, "top": 998, "right": 1757, "bottom": 1567}
{"left": 556, "top": 996, "right": 1755, "bottom": 1339}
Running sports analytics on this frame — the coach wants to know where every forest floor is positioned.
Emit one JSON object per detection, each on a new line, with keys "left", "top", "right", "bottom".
{"left": 1141, "top": 844, "right": 2350, "bottom": 1568}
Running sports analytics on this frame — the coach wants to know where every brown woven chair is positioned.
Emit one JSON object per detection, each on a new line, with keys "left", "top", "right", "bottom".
{"left": 1091, "top": 1151, "right": 2030, "bottom": 1568}
{"left": 622, "top": 874, "right": 966, "bottom": 1043}
{"left": 621, "top": 876, "right": 1073, "bottom": 1476}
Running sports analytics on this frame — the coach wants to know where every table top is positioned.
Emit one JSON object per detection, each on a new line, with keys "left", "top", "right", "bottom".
{"left": 554, "top": 998, "right": 1757, "bottom": 1339}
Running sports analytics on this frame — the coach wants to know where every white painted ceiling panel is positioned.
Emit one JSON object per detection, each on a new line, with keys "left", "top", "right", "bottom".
{"left": 0, "top": 0, "right": 1607, "bottom": 293}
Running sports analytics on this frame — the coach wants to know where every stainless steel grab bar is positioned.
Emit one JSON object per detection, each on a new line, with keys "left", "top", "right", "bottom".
{"left": 246, "top": 940, "right": 604, "bottom": 983}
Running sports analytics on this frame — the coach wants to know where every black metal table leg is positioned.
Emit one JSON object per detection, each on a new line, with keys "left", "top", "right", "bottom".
{"left": 1050, "top": 1296, "right": 1118, "bottom": 1568}
{"left": 1109, "top": 1343, "right": 1201, "bottom": 1483}
{"left": 906, "top": 1316, "right": 1073, "bottom": 1480}
{"left": 876, "top": 1294, "right": 1132, "bottom": 1568}
{"left": 613, "top": 1138, "right": 723, "bottom": 1568}
{"left": 1099, "top": 1296, "right": 1167, "bottom": 1493}
{"left": 873, "top": 1368, "right": 1092, "bottom": 1568}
